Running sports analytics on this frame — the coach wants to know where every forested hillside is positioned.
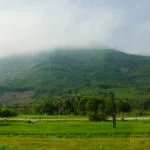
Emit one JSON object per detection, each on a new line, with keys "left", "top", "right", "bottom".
{"left": 0, "top": 48, "right": 150, "bottom": 104}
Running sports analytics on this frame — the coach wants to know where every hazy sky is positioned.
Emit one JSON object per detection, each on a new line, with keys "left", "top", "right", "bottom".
{"left": 0, "top": 0, "right": 150, "bottom": 56}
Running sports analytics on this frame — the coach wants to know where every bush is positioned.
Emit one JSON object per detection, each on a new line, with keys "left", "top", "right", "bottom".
{"left": 86, "top": 97, "right": 107, "bottom": 121}
{"left": 0, "top": 108, "right": 17, "bottom": 117}
{"left": 88, "top": 111, "right": 107, "bottom": 121}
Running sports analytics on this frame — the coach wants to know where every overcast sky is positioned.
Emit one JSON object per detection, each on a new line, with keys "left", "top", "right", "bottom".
{"left": 0, "top": 0, "right": 150, "bottom": 56}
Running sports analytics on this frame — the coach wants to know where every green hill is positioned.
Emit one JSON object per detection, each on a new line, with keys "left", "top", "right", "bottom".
{"left": 0, "top": 48, "right": 150, "bottom": 103}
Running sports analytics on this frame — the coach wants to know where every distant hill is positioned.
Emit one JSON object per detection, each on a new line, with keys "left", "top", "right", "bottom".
{"left": 0, "top": 48, "right": 150, "bottom": 104}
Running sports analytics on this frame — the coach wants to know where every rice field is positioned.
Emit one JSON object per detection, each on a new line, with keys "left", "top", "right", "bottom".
{"left": 0, "top": 119, "right": 150, "bottom": 149}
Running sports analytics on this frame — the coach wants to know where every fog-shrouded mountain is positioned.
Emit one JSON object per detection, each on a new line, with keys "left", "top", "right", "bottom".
{"left": 0, "top": 48, "right": 150, "bottom": 104}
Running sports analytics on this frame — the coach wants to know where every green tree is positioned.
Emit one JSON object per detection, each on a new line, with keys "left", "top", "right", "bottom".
{"left": 86, "top": 97, "right": 106, "bottom": 121}
{"left": 0, "top": 107, "right": 17, "bottom": 117}
{"left": 39, "top": 99, "right": 54, "bottom": 115}
{"left": 117, "top": 101, "right": 132, "bottom": 120}
{"left": 78, "top": 97, "right": 88, "bottom": 115}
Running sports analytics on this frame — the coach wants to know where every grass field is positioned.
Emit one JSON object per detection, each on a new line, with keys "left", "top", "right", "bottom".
{"left": 0, "top": 137, "right": 149, "bottom": 150}
{"left": 0, "top": 120, "right": 150, "bottom": 149}
{"left": 0, "top": 120, "right": 150, "bottom": 137}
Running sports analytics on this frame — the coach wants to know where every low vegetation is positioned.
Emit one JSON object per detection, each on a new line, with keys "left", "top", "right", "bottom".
{"left": 0, "top": 120, "right": 149, "bottom": 149}
{"left": 0, "top": 137, "right": 149, "bottom": 150}
{"left": 0, "top": 107, "right": 17, "bottom": 117}
{"left": 0, "top": 120, "right": 149, "bottom": 137}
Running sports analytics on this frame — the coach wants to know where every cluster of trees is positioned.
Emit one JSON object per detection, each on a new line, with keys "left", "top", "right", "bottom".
{"left": 0, "top": 107, "right": 17, "bottom": 117}
{"left": 2, "top": 93, "right": 150, "bottom": 120}
{"left": 5, "top": 94, "right": 134, "bottom": 121}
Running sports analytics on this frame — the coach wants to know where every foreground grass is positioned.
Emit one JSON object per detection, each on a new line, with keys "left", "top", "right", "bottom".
{"left": 0, "top": 137, "right": 149, "bottom": 150}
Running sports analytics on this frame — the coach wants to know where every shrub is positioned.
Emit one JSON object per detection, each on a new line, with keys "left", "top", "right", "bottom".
{"left": 86, "top": 97, "right": 107, "bottom": 121}
{"left": 88, "top": 111, "right": 107, "bottom": 121}
{"left": 0, "top": 108, "right": 17, "bottom": 117}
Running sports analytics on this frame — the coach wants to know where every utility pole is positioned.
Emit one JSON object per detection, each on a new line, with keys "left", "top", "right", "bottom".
{"left": 110, "top": 92, "right": 116, "bottom": 128}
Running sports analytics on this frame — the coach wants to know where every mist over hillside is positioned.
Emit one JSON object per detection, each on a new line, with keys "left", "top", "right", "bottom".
{"left": 0, "top": 48, "right": 150, "bottom": 104}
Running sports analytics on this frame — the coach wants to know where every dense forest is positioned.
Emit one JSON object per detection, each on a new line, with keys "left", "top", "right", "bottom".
{"left": 0, "top": 48, "right": 150, "bottom": 100}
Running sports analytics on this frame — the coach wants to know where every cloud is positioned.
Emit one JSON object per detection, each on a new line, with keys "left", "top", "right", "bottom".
{"left": 0, "top": 0, "right": 150, "bottom": 56}
{"left": 126, "top": 21, "right": 150, "bottom": 55}
{"left": 107, "top": 0, "right": 150, "bottom": 55}
{"left": 0, "top": 0, "right": 122, "bottom": 56}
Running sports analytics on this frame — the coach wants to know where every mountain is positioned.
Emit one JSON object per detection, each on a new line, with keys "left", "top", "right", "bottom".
{"left": 0, "top": 48, "right": 150, "bottom": 104}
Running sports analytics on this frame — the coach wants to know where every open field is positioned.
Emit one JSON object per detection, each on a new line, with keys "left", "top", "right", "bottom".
{"left": 0, "top": 137, "right": 149, "bottom": 150}
{"left": 0, "top": 120, "right": 150, "bottom": 149}
{"left": 0, "top": 120, "right": 150, "bottom": 137}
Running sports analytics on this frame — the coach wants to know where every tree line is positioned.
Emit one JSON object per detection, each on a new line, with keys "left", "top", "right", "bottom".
{"left": 1, "top": 92, "right": 150, "bottom": 120}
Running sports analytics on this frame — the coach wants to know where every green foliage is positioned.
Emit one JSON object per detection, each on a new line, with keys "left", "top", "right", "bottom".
{"left": 117, "top": 101, "right": 132, "bottom": 113}
{"left": 117, "top": 101, "right": 132, "bottom": 120}
{"left": 88, "top": 111, "right": 107, "bottom": 121}
{"left": 105, "top": 98, "right": 113, "bottom": 115}
{"left": 0, "top": 107, "right": 17, "bottom": 117}
{"left": 39, "top": 99, "right": 53, "bottom": 115}
{"left": 0, "top": 48, "right": 150, "bottom": 104}
{"left": 0, "top": 48, "right": 150, "bottom": 118}
{"left": 78, "top": 97, "right": 88, "bottom": 115}
{"left": 86, "top": 97, "right": 107, "bottom": 121}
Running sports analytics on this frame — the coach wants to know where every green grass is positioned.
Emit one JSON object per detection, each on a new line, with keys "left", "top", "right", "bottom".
{"left": 0, "top": 120, "right": 150, "bottom": 149}
{"left": 0, "top": 120, "right": 150, "bottom": 138}
{"left": 0, "top": 137, "right": 149, "bottom": 150}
